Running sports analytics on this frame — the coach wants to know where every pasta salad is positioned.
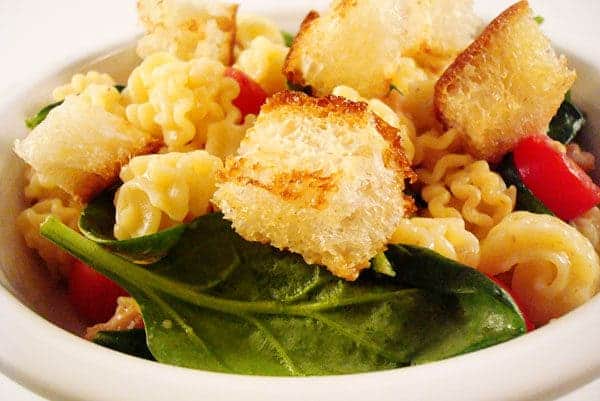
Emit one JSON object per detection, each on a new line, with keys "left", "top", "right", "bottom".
{"left": 13, "top": 0, "right": 600, "bottom": 375}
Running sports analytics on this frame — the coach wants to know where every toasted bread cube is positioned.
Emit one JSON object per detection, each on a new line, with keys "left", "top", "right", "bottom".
{"left": 284, "top": 0, "right": 480, "bottom": 98}
{"left": 213, "top": 91, "right": 414, "bottom": 280}
{"left": 434, "top": 1, "right": 576, "bottom": 162}
{"left": 14, "top": 96, "right": 160, "bottom": 203}
{"left": 137, "top": 0, "right": 238, "bottom": 65}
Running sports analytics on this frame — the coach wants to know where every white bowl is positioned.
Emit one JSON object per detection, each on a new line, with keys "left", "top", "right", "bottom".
{"left": 1, "top": 1, "right": 600, "bottom": 400}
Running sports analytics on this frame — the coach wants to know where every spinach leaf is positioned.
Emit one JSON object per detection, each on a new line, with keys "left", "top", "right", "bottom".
{"left": 25, "top": 85, "right": 126, "bottom": 129}
{"left": 548, "top": 99, "right": 586, "bottom": 144}
{"left": 498, "top": 154, "right": 554, "bottom": 215}
{"left": 25, "top": 101, "right": 63, "bottom": 129}
{"left": 93, "top": 329, "right": 155, "bottom": 360}
{"left": 79, "top": 188, "right": 185, "bottom": 263}
{"left": 41, "top": 213, "right": 525, "bottom": 376}
{"left": 281, "top": 31, "right": 294, "bottom": 47}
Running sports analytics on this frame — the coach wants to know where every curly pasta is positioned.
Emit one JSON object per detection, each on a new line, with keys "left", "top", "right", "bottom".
{"left": 17, "top": 199, "right": 81, "bottom": 279}
{"left": 124, "top": 53, "right": 246, "bottom": 153}
{"left": 391, "top": 217, "right": 479, "bottom": 267}
{"left": 234, "top": 36, "right": 289, "bottom": 95}
{"left": 52, "top": 71, "right": 115, "bottom": 101}
{"left": 235, "top": 13, "right": 284, "bottom": 51}
{"left": 412, "top": 128, "right": 462, "bottom": 167}
{"left": 572, "top": 207, "right": 600, "bottom": 253}
{"left": 114, "top": 150, "right": 223, "bottom": 239}
{"left": 479, "top": 212, "right": 600, "bottom": 325}
{"left": 419, "top": 156, "right": 516, "bottom": 238}
{"left": 332, "top": 85, "right": 416, "bottom": 163}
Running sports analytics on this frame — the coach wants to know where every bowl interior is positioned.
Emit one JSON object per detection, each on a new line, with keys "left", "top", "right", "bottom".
{"left": 1, "top": 1, "right": 600, "bottom": 400}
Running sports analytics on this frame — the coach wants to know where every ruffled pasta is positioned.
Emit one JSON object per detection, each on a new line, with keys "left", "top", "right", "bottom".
{"left": 17, "top": 198, "right": 81, "bottom": 279}
{"left": 114, "top": 150, "right": 223, "bottom": 239}
{"left": 52, "top": 71, "right": 115, "bottom": 101}
{"left": 234, "top": 36, "right": 289, "bottom": 95}
{"left": 572, "top": 207, "right": 600, "bottom": 252}
{"left": 125, "top": 53, "right": 246, "bottom": 154}
{"left": 419, "top": 156, "right": 516, "bottom": 238}
{"left": 480, "top": 212, "right": 600, "bottom": 325}
{"left": 235, "top": 13, "right": 284, "bottom": 51}
{"left": 413, "top": 128, "right": 462, "bottom": 167}
{"left": 332, "top": 85, "right": 416, "bottom": 163}
{"left": 391, "top": 217, "right": 479, "bottom": 267}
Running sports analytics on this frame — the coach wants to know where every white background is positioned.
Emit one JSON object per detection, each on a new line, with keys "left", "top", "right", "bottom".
{"left": 0, "top": 0, "right": 599, "bottom": 399}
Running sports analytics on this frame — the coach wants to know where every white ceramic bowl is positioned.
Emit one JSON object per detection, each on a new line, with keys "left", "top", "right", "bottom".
{"left": 1, "top": 1, "right": 600, "bottom": 400}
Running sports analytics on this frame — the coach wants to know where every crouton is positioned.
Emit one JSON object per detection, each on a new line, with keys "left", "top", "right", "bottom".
{"left": 213, "top": 91, "right": 414, "bottom": 280}
{"left": 14, "top": 96, "right": 161, "bottom": 203}
{"left": 137, "top": 0, "right": 238, "bottom": 65}
{"left": 284, "top": 0, "right": 480, "bottom": 98}
{"left": 434, "top": 1, "right": 576, "bottom": 162}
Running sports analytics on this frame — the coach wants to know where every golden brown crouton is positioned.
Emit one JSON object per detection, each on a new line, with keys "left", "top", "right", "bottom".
{"left": 284, "top": 0, "right": 480, "bottom": 98}
{"left": 434, "top": 1, "right": 576, "bottom": 162}
{"left": 14, "top": 96, "right": 160, "bottom": 203}
{"left": 213, "top": 91, "right": 414, "bottom": 281}
{"left": 137, "top": 0, "right": 238, "bottom": 65}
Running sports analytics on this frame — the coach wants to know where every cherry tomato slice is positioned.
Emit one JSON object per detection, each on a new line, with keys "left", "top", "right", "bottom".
{"left": 489, "top": 276, "right": 535, "bottom": 332}
{"left": 513, "top": 135, "right": 600, "bottom": 221}
{"left": 68, "top": 260, "right": 128, "bottom": 324}
{"left": 224, "top": 67, "right": 268, "bottom": 120}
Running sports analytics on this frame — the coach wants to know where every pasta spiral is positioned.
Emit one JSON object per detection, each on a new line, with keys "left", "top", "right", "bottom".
{"left": 17, "top": 198, "right": 81, "bottom": 279}
{"left": 124, "top": 53, "right": 244, "bottom": 153}
{"left": 479, "top": 212, "right": 600, "bottom": 325}
{"left": 419, "top": 155, "right": 516, "bottom": 238}
{"left": 391, "top": 217, "right": 479, "bottom": 267}
{"left": 572, "top": 207, "right": 600, "bottom": 253}
{"left": 332, "top": 85, "right": 416, "bottom": 163}
{"left": 114, "top": 150, "right": 223, "bottom": 239}
{"left": 52, "top": 71, "right": 115, "bottom": 101}
{"left": 234, "top": 36, "right": 289, "bottom": 95}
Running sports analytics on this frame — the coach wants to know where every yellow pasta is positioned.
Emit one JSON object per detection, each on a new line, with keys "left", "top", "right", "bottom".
{"left": 17, "top": 198, "right": 81, "bottom": 279}
{"left": 480, "top": 212, "right": 600, "bottom": 325}
{"left": 114, "top": 150, "right": 223, "bottom": 239}
{"left": 234, "top": 36, "right": 289, "bottom": 95}
{"left": 235, "top": 13, "right": 285, "bottom": 51}
{"left": 332, "top": 85, "right": 416, "bottom": 163}
{"left": 391, "top": 217, "right": 479, "bottom": 267}
{"left": 78, "top": 84, "right": 126, "bottom": 117}
{"left": 572, "top": 207, "right": 600, "bottom": 252}
{"left": 412, "top": 128, "right": 462, "bottom": 167}
{"left": 419, "top": 156, "right": 516, "bottom": 238}
{"left": 52, "top": 71, "right": 115, "bottom": 101}
{"left": 125, "top": 53, "right": 245, "bottom": 153}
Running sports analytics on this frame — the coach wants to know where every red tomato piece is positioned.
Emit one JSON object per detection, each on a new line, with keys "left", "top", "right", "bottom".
{"left": 224, "top": 67, "right": 268, "bottom": 120}
{"left": 68, "top": 260, "right": 128, "bottom": 324}
{"left": 489, "top": 276, "right": 535, "bottom": 332}
{"left": 513, "top": 135, "right": 600, "bottom": 220}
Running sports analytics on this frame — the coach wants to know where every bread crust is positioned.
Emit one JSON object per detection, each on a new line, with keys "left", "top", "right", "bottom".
{"left": 214, "top": 91, "right": 413, "bottom": 280}
{"left": 434, "top": 1, "right": 529, "bottom": 126}
{"left": 434, "top": 0, "right": 576, "bottom": 162}
{"left": 283, "top": 10, "right": 320, "bottom": 91}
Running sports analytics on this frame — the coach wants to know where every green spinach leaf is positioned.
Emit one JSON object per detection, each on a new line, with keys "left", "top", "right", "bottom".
{"left": 41, "top": 213, "right": 525, "bottom": 376}
{"left": 281, "top": 31, "right": 294, "bottom": 47}
{"left": 93, "top": 329, "right": 155, "bottom": 360}
{"left": 25, "top": 101, "right": 63, "bottom": 129}
{"left": 498, "top": 154, "right": 554, "bottom": 215}
{"left": 25, "top": 84, "right": 126, "bottom": 129}
{"left": 548, "top": 99, "right": 586, "bottom": 144}
{"left": 79, "top": 188, "right": 185, "bottom": 263}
